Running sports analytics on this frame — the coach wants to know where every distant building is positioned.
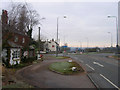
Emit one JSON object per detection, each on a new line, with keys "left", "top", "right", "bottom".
{"left": 44, "top": 39, "right": 58, "bottom": 52}
{"left": 60, "top": 43, "right": 70, "bottom": 53}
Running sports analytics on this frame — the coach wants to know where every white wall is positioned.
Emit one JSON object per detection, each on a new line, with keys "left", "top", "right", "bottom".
{"left": 48, "top": 41, "right": 56, "bottom": 51}
{"left": 44, "top": 40, "right": 57, "bottom": 52}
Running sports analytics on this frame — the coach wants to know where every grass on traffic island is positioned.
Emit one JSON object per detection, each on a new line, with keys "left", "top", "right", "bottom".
{"left": 49, "top": 61, "right": 84, "bottom": 75}
{"left": 108, "top": 55, "right": 120, "bottom": 60}
{"left": 54, "top": 56, "right": 70, "bottom": 59}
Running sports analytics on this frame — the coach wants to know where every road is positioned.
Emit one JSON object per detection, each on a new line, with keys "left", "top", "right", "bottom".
{"left": 67, "top": 53, "right": 120, "bottom": 89}
{"left": 16, "top": 57, "right": 95, "bottom": 88}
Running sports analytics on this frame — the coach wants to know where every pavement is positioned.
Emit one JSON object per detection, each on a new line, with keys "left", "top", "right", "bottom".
{"left": 15, "top": 55, "right": 96, "bottom": 88}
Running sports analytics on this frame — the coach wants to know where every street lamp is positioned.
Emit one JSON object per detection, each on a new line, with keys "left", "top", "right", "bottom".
{"left": 56, "top": 16, "right": 67, "bottom": 57}
{"left": 79, "top": 41, "right": 82, "bottom": 49}
{"left": 79, "top": 41, "right": 82, "bottom": 52}
{"left": 86, "top": 38, "right": 89, "bottom": 48}
{"left": 107, "top": 15, "right": 118, "bottom": 54}
{"left": 108, "top": 32, "right": 113, "bottom": 47}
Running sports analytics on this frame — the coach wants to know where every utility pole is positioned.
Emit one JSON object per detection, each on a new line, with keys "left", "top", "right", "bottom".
{"left": 39, "top": 27, "right": 41, "bottom": 54}
{"left": 108, "top": 32, "right": 113, "bottom": 47}
{"left": 37, "top": 27, "right": 41, "bottom": 60}
{"left": 79, "top": 41, "right": 82, "bottom": 51}
{"left": 56, "top": 17, "right": 59, "bottom": 57}
{"left": 56, "top": 16, "right": 67, "bottom": 57}
{"left": 108, "top": 15, "right": 119, "bottom": 54}
{"left": 86, "top": 38, "right": 89, "bottom": 48}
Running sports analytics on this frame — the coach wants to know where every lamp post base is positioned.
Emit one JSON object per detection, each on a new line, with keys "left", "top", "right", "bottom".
{"left": 116, "top": 45, "right": 120, "bottom": 57}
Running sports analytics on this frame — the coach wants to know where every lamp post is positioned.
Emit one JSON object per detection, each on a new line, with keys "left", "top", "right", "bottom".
{"left": 79, "top": 41, "right": 82, "bottom": 51}
{"left": 108, "top": 32, "right": 113, "bottom": 47}
{"left": 56, "top": 16, "right": 67, "bottom": 57}
{"left": 86, "top": 38, "right": 89, "bottom": 49}
{"left": 108, "top": 15, "right": 118, "bottom": 54}
{"left": 80, "top": 41, "right": 82, "bottom": 49}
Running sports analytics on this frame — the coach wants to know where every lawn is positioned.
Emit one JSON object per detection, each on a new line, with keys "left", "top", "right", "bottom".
{"left": 55, "top": 56, "right": 70, "bottom": 59}
{"left": 49, "top": 61, "right": 84, "bottom": 75}
{"left": 109, "top": 55, "right": 120, "bottom": 60}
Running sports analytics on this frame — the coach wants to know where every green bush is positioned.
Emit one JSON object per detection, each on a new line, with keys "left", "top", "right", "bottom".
{"left": 8, "top": 56, "right": 37, "bottom": 68}
{"left": 2, "top": 57, "right": 9, "bottom": 68}
{"left": 21, "top": 56, "right": 37, "bottom": 63}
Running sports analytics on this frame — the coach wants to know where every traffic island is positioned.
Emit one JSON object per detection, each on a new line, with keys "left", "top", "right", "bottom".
{"left": 107, "top": 55, "right": 120, "bottom": 60}
{"left": 55, "top": 56, "right": 70, "bottom": 59}
{"left": 49, "top": 60, "right": 84, "bottom": 75}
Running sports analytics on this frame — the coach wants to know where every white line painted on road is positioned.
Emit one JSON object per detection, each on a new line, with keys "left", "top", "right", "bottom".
{"left": 86, "top": 64, "right": 95, "bottom": 70}
{"left": 93, "top": 62, "right": 104, "bottom": 67}
{"left": 79, "top": 60, "right": 83, "bottom": 63}
{"left": 100, "top": 74, "right": 120, "bottom": 90}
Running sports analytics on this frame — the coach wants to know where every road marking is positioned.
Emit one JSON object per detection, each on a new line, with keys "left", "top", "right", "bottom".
{"left": 79, "top": 60, "right": 83, "bottom": 63}
{"left": 100, "top": 74, "right": 120, "bottom": 90}
{"left": 93, "top": 62, "right": 104, "bottom": 67}
{"left": 86, "top": 64, "right": 95, "bottom": 70}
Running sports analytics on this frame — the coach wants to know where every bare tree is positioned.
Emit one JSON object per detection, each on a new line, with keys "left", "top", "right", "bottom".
{"left": 8, "top": 3, "right": 44, "bottom": 38}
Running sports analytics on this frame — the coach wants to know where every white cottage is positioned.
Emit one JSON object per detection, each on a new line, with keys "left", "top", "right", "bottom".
{"left": 2, "top": 41, "right": 22, "bottom": 66}
{"left": 44, "top": 39, "right": 59, "bottom": 52}
{"left": 2, "top": 9, "right": 31, "bottom": 66}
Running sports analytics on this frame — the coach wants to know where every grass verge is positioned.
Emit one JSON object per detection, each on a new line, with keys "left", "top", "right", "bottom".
{"left": 108, "top": 55, "right": 120, "bottom": 60}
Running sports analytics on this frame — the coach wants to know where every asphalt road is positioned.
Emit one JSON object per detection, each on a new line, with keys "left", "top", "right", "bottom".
{"left": 16, "top": 57, "right": 95, "bottom": 88}
{"left": 67, "top": 53, "right": 120, "bottom": 89}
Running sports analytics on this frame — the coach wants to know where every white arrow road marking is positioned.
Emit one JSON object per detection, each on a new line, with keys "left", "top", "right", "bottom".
{"left": 100, "top": 74, "right": 120, "bottom": 90}
{"left": 86, "top": 64, "right": 95, "bottom": 70}
{"left": 93, "top": 62, "right": 104, "bottom": 67}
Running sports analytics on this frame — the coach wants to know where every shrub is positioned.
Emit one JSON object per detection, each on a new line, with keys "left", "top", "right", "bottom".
{"left": 2, "top": 57, "right": 11, "bottom": 68}
{"left": 21, "top": 56, "right": 37, "bottom": 63}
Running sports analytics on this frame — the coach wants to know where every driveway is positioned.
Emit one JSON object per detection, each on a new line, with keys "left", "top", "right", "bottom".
{"left": 16, "top": 56, "right": 95, "bottom": 88}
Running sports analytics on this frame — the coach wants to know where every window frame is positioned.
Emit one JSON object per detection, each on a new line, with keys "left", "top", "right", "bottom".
{"left": 22, "top": 38, "right": 25, "bottom": 43}
{"left": 13, "top": 49, "right": 20, "bottom": 60}
{"left": 14, "top": 36, "right": 18, "bottom": 42}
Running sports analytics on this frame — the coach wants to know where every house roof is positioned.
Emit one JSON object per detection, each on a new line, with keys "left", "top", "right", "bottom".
{"left": 8, "top": 41, "right": 23, "bottom": 48}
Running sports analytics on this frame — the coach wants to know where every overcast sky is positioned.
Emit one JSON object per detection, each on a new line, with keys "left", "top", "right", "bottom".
{"left": 1, "top": 0, "right": 119, "bottom": 47}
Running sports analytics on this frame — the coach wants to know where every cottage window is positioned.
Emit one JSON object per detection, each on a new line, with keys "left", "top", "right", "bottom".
{"left": 14, "top": 36, "right": 18, "bottom": 42}
{"left": 13, "top": 50, "right": 20, "bottom": 59}
{"left": 22, "top": 38, "right": 25, "bottom": 43}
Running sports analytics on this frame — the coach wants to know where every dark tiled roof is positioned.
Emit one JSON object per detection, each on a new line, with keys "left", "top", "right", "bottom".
{"left": 8, "top": 41, "right": 23, "bottom": 48}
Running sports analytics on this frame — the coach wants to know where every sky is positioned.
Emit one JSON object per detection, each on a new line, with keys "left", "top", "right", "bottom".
{"left": 1, "top": 0, "right": 119, "bottom": 47}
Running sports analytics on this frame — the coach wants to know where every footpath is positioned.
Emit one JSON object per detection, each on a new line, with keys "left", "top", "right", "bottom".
{"left": 15, "top": 55, "right": 96, "bottom": 88}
